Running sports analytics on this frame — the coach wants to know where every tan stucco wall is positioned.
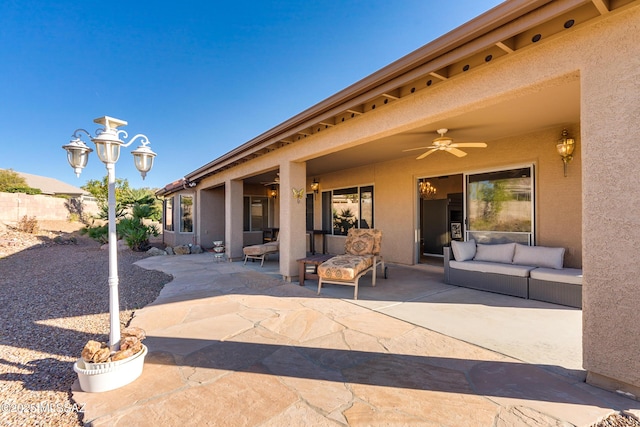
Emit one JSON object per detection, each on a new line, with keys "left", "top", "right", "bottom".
{"left": 0, "top": 192, "right": 99, "bottom": 223}
{"left": 580, "top": 6, "right": 640, "bottom": 394}
{"left": 200, "top": 186, "right": 225, "bottom": 248}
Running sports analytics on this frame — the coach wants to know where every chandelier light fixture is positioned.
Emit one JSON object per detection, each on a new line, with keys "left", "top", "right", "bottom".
{"left": 419, "top": 180, "right": 437, "bottom": 199}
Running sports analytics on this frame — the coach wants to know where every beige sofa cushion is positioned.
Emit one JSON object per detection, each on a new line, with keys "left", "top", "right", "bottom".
{"left": 513, "top": 244, "right": 565, "bottom": 269}
{"left": 530, "top": 267, "right": 582, "bottom": 284}
{"left": 451, "top": 239, "right": 476, "bottom": 261}
{"left": 450, "top": 260, "right": 535, "bottom": 277}
{"left": 473, "top": 243, "right": 516, "bottom": 264}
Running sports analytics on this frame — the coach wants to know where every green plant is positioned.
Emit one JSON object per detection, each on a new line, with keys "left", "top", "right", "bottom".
{"left": 80, "top": 179, "right": 160, "bottom": 250}
{"left": 4, "top": 186, "right": 42, "bottom": 195}
{"left": 82, "top": 176, "right": 131, "bottom": 212}
{"left": 0, "top": 169, "right": 41, "bottom": 194}
{"left": 118, "top": 217, "right": 158, "bottom": 251}
{"left": 80, "top": 222, "right": 109, "bottom": 244}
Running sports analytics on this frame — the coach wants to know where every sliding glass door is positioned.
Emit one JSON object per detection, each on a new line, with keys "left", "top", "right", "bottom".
{"left": 465, "top": 166, "right": 534, "bottom": 245}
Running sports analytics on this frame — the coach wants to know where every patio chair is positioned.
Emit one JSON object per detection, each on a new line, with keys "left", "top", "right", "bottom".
{"left": 317, "top": 228, "right": 386, "bottom": 299}
{"left": 243, "top": 233, "right": 279, "bottom": 267}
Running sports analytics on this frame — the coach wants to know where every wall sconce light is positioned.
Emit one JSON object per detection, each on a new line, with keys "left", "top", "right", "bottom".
{"left": 269, "top": 186, "right": 278, "bottom": 199}
{"left": 310, "top": 178, "right": 319, "bottom": 199}
{"left": 310, "top": 178, "right": 319, "bottom": 194}
{"left": 419, "top": 179, "right": 437, "bottom": 199}
{"left": 556, "top": 128, "right": 575, "bottom": 177}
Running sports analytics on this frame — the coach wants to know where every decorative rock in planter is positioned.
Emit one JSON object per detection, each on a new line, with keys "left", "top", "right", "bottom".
{"left": 74, "top": 345, "right": 148, "bottom": 393}
{"left": 74, "top": 327, "right": 148, "bottom": 393}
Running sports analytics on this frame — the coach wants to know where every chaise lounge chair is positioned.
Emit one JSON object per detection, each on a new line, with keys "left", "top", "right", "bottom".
{"left": 317, "top": 228, "right": 386, "bottom": 299}
{"left": 243, "top": 233, "right": 279, "bottom": 267}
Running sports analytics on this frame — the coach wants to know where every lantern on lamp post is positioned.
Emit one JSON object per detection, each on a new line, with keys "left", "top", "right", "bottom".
{"left": 62, "top": 116, "right": 156, "bottom": 352}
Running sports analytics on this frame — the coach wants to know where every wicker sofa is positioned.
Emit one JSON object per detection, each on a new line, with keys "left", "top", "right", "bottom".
{"left": 443, "top": 240, "right": 582, "bottom": 308}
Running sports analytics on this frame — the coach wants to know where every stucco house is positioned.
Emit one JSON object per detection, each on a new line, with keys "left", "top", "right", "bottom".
{"left": 157, "top": 0, "right": 640, "bottom": 398}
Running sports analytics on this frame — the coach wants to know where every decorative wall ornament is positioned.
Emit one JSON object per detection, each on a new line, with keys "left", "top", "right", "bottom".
{"left": 292, "top": 188, "right": 304, "bottom": 203}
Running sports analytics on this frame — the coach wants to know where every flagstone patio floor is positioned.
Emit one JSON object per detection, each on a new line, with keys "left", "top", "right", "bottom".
{"left": 72, "top": 253, "right": 640, "bottom": 426}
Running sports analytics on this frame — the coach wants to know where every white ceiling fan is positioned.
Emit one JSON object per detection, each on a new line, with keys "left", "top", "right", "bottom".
{"left": 403, "top": 128, "right": 487, "bottom": 159}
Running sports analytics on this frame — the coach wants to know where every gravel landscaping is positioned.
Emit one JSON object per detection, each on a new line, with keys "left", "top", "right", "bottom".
{"left": 0, "top": 222, "right": 171, "bottom": 426}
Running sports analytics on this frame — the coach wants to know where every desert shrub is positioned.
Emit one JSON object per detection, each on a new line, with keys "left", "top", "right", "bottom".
{"left": 17, "top": 215, "right": 39, "bottom": 234}
{"left": 4, "top": 186, "right": 42, "bottom": 195}
{"left": 80, "top": 222, "right": 109, "bottom": 244}
{"left": 118, "top": 217, "right": 159, "bottom": 252}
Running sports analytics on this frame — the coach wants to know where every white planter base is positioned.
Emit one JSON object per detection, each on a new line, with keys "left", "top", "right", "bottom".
{"left": 74, "top": 345, "right": 148, "bottom": 393}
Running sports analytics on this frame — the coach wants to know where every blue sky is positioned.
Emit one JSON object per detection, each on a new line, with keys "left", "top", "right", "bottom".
{"left": 0, "top": 0, "right": 503, "bottom": 190}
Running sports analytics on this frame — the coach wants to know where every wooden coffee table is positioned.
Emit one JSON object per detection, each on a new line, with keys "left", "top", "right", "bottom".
{"left": 297, "top": 254, "right": 334, "bottom": 285}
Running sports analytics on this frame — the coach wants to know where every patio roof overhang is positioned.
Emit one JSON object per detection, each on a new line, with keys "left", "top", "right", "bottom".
{"left": 175, "top": 0, "right": 634, "bottom": 189}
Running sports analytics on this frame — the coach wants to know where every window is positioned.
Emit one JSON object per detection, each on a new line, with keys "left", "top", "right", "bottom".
{"left": 306, "top": 193, "right": 314, "bottom": 231}
{"left": 164, "top": 197, "right": 173, "bottom": 232}
{"left": 466, "top": 166, "right": 533, "bottom": 244}
{"left": 243, "top": 196, "right": 269, "bottom": 231}
{"left": 180, "top": 195, "right": 193, "bottom": 233}
{"left": 324, "top": 185, "right": 374, "bottom": 235}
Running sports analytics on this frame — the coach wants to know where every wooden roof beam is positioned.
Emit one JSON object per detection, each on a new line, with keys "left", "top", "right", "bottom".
{"left": 429, "top": 71, "right": 448, "bottom": 81}
{"left": 318, "top": 118, "right": 336, "bottom": 127}
{"left": 591, "top": 0, "right": 610, "bottom": 14}
{"left": 346, "top": 106, "right": 364, "bottom": 115}
{"left": 496, "top": 40, "right": 515, "bottom": 53}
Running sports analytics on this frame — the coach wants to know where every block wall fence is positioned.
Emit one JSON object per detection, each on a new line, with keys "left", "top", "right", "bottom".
{"left": 0, "top": 192, "right": 99, "bottom": 224}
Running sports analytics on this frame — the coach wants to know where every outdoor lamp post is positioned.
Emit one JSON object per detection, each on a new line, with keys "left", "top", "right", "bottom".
{"left": 62, "top": 116, "right": 156, "bottom": 352}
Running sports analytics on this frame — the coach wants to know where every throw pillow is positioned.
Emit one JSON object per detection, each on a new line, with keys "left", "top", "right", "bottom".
{"left": 513, "top": 244, "right": 565, "bottom": 269}
{"left": 474, "top": 243, "right": 516, "bottom": 263}
{"left": 451, "top": 239, "right": 476, "bottom": 261}
{"left": 345, "top": 230, "right": 375, "bottom": 255}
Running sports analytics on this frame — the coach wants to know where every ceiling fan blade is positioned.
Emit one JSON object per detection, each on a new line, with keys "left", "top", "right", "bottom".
{"left": 447, "top": 147, "right": 468, "bottom": 157}
{"left": 416, "top": 149, "right": 437, "bottom": 160}
{"left": 403, "top": 146, "right": 435, "bottom": 152}
{"left": 449, "top": 142, "right": 487, "bottom": 148}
